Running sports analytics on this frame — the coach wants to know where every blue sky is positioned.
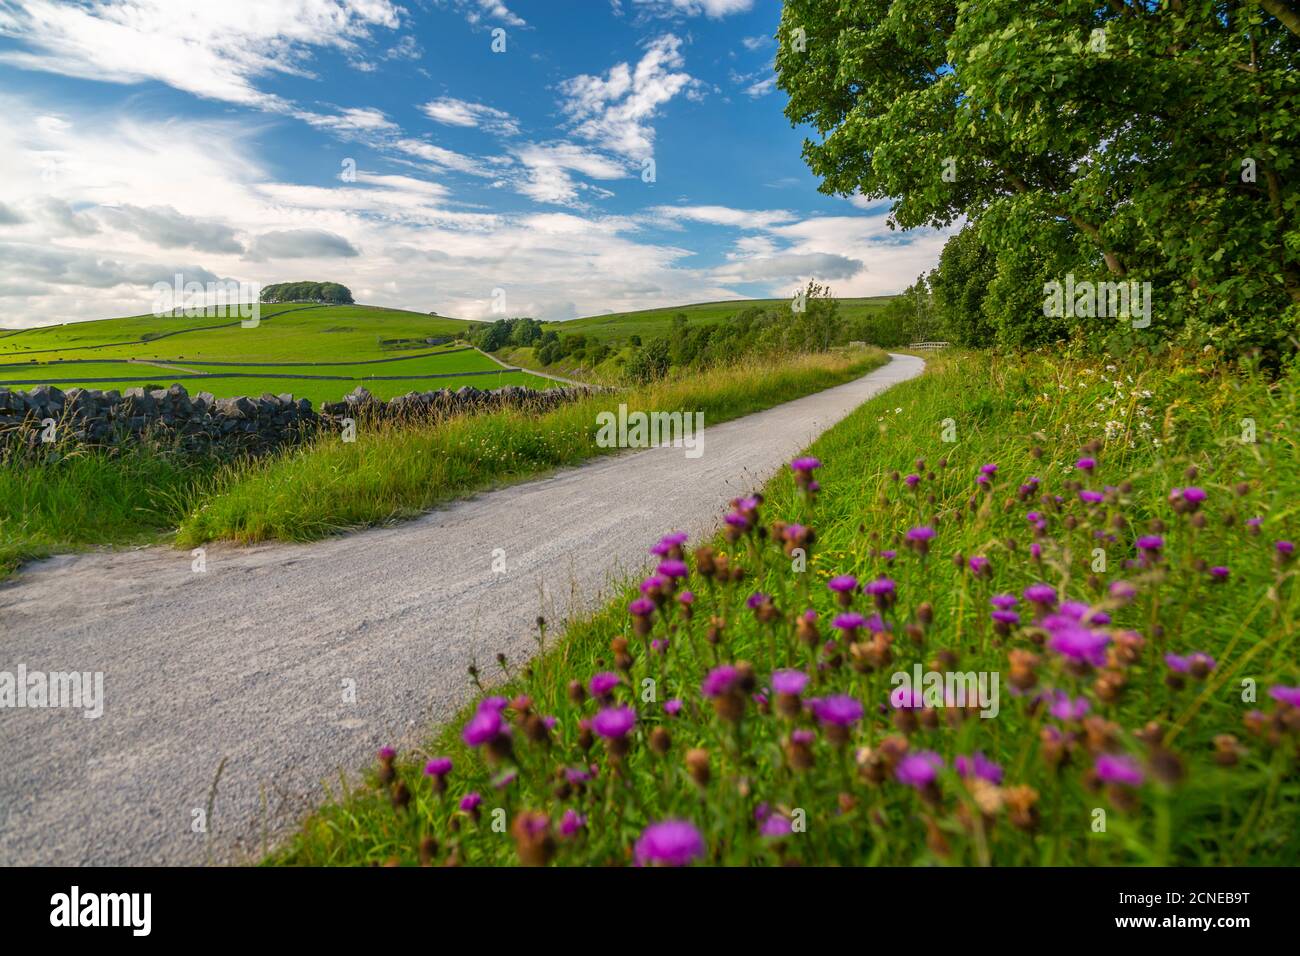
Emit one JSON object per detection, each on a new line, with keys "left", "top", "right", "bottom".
{"left": 0, "top": 0, "right": 950, "bottom": 327}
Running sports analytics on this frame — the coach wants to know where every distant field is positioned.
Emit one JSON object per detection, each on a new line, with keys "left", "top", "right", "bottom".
{"left": 549, "top": 296, "right": 897, "bottom": 343}
{"left": 0, "top": 304, "right": 563, "bottom": 403}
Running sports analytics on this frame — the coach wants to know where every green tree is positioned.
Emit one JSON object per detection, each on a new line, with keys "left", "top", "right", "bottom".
{"left": 777, "top": 0, "right": 1300, "bottom": 361}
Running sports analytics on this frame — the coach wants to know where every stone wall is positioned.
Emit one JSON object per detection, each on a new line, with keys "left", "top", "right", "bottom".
{"left": 0, "top": 381, "right": 595, "bottom": 457}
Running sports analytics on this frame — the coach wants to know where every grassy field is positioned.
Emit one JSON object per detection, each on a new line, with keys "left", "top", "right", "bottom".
{"left": 548, "top": 296, "right": 897, "bottom": 344}
{"left": 1, "top": 347, "right": 888, "bottom": 577}
{"left": 0, "top": 304, "right": 564, "bottom": 403}
{"left": 275, "top": 346, "right": 1300, "bottom": 867}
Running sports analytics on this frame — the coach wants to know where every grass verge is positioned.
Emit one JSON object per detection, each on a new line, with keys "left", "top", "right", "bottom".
{"left": 274, "top": 345, "right": 1299, "bottom": 866}
{"left": 0, "top": 348, "right": 887, "bottom": 576}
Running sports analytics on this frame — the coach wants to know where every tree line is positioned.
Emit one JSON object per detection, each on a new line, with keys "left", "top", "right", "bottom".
{"left": 777, "top": 0, "right": 1300, "bottom": 366}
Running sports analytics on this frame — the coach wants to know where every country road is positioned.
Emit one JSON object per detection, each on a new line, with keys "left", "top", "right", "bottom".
{"left": 0, "top": 353, "right": 924, "bottom": 865}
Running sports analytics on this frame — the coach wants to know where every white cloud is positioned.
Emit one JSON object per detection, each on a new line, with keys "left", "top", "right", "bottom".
{"left": 440, "top": 0, "right": 526, "bottom": 28}
{"left": 300, "top": 107, "right": 399, "bottom": 134}
{"left": 630, "top": 0, "right": 754, "bottom": 19}
{"left": 421, "top": 98, "right": 519, "bottom": 136}
{"left": 512, "top": 144, "right": 627, "bottom": 205}
{"left": 0, "top": 0, "right": 402, "bottom": 108}
{"left": 650, "top": 204, "right": 797, "bottom": 230}
{"left": 247, "top": 228, "right": 360, "bottom": 261}
{"left": 557, "top": 34, "right": 698, "bottom": 159}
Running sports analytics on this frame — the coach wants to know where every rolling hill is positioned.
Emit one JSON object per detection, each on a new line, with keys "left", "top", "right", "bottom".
{"left": 0, "top": 304, "right": 559, "bottom": 404}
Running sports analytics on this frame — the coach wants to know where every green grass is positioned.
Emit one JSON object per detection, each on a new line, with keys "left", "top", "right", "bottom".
{"left": 175, "top": 348, "right": 889, "bottom": 546}
{"left": 0, "top": 348, "right": 888, "bottom": 576}
{"left": 549, "top": 296, "right": 897, "bottom": 344}
{"left": 273, "top": 346, "right": 1300, "bottom": 867}
{"left": 0, "top": 305, "right": 571, "bottom": 402}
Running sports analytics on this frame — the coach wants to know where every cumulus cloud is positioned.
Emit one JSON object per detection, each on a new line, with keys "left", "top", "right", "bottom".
{"left": 712, "top": 251, "right": 863, "bottom": 282}
{"left": 0, "top": 0, "right": 402, "bottom": 109}
{"left": 650, "top": 204, "right": 796, "bottom": 230}
{"left": 440, "top": 0, "right": 526, "bottom": 28}
{"left": 95, "top": 204, "right": 244, "bottom": 254}
{"left": 558, "top": 35, "right": 697, "bottom": 159}
{"left": 246, "top": 229, "right": 360, "bottom": 261}
{"left": 512, "top": 143, "right": 627, "bottom": 206}
{"left": 421, "top": 97, "right": 519, "bottom": 136}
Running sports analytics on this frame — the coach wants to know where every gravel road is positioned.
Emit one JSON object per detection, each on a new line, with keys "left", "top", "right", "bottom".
{"left": 0, "top": 353, "right": 923, "bottom": 865}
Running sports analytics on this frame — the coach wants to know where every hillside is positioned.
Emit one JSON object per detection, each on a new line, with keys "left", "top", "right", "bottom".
{"left": 547, "top": 295, "right": 898, "bottom": 343}
{"left": 0, "top": 304, "right": 559, "bottom": 404}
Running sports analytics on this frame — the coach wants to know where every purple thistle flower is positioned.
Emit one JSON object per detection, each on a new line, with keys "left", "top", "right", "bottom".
{"left": 906, "top": 525, "right": 936, "bottom": 542}
{"left": 1268, "top": 686, "right": 1300, "bottom": 708}
{"left": 790, "top": 456, "right": 821, "bottom": 474}
{"left": 991, "top": 593, "right": 1018, "bottom": 610}
{"left": 827, "top": 574, "right": 858, "bottom": 593}
{"left": 724, "top": 512, "right": 750, "bottom": 530}
{"left": 1024, "top": 583, "right": 1058, "bottom": 607}
{"left": 1109, "top": 580, "right": 1137, "bottom": 601}
{"left": 904, "top": 473, "right": 921, "bottom": 488}
{"left": 895, "top": 751, "right": 944, "bottom": 789}
{"left": 746, "top": 592, "right": 771, "bottom": 610}
{"left": 1079, "top": 490, "right": 1105, "bottom": 504}
{"left": 656, "top": 559, "right": 688, "bottom": 579}
{"left": 1076, "top": 457, "right": 1096, "bottom": 472}
{"left": 424, "top": 757, "right": 453, "bottom": 778}
{"left": 1136, "top": 534, "right": 1164, "bottom": 552}
{"left": 980, "top": 463, "right": 999, "bottom": 475}
{"left": 954, "top": 752, "right": 1003, "bottom": 785}
{"left": 678, "top": 590, "right": 695, "bottom": 605}
{"left": 592, "top": 705, "right": 636, "bottom": 739}
{"left": 760, "top": 814, "right": 793, "bottom": 838}
{"left": 589, "top": 671, "right": 620, "bottom": 697}
{"left": 1208, "top": 566, "right": 1230, "bottom": 582}
{"left": 459, "top": 792, "right": 482, "bottom": 813}
{"left": 664, "top": 698, "right": 683, "bottom": 716}
{"left": 1277, "top": 540, "right": 1295, "bottom": 557}
{"left": 1095, "top": 754, "right": 1144, "bottom": 787}
{"left": 1044, "top": 619, "right": 1111, "bottom": 667}
{"left": 377, "top": 746, "right": 396, "bottom": 761}
{"left": 650, "top": 532, "right": 688, "bottom": 556}
{"left": 832, "top": 611, "right": 867, "bottom": 633}
{"left": 771, "top": 669, "right": 809, "bottom": 695}
{"left": 1049, "top": 691, "right": 1091, "bottom": 721}
{"left": 701, "top": 665, "right": 741, "bottom": 698}
{"left": 560, "top": 809, "right": 586, "bottom": 837}
{"left": 492, "top": 769, "right": 517, "bottom": 790}
{"left": 628, "top": 597, "right": 655, "bottom": 617}
{"left": 462, "top": 706, "right": 506, "bottom": 747}
{"left": 968, "top": 555, "right": 990, "bottom": 575}
{"left": 991, "top": 609, "right": 1021, "bottom": 626}
{"left": 634, "top": 820, "right": 705, "bottom": 867}
{"left": 791, "top": 728, "right": 816, "bottom": 745}
{"left": 812, "top": 694, "right": 863, "bottom": 727}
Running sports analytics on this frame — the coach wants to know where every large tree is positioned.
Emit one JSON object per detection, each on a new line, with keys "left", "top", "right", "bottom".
{"left": 777, "top": 0, "right": 1300, "bottom": 361}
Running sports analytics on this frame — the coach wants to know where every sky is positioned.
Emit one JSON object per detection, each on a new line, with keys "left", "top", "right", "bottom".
{"left": 0, "top": 0, "right": 952, "bottom": 328}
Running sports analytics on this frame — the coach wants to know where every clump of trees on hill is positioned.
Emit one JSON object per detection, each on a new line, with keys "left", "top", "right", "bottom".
{"left": 777, "top": 1, "right": 1300, "bottom": 366}
{"left": 260, "top": 282, "right": 354, "bottom": 305}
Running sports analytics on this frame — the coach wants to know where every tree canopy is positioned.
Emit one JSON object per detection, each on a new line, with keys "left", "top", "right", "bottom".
{"left": 777, "top": 0, "right": 1300, "bottom": 363}
{"left": 260, "top": 281, "right": 354, "bottom": 305}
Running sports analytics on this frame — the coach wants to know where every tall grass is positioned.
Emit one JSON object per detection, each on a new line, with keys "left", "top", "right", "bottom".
{"left": 0, "top": 349, "right": 886, "bottom": 574}
{"left": 275, "top": 346, "right": 1299, "bottom": 866}
{"left": 176, "top": 349, "right": 887, "bottom": 546}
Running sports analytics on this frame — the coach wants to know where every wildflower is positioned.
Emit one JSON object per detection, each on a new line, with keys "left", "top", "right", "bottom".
{"left": 664, "top": 698, "right": 683, "bottom": 716}
{"left": 1079, "top": 490, "right": 1104, "bottom": 505}
{"left": 895, "top": 751, "right": 944, "bottom": 789}
{"left": 1044, "top": 618, "right": 1111, "bottom": 670}
{"left": 1024, "top": 583, "right": 1058, "bottom": 611}
{"left": 1076, "top": 457, "right": 1096, "bottom": 473}
{"left": 1169, "top": 486, "right": 1206, "bottom": 514}
{"left": 677, "top": 590, "right": 695, "bottom": 618}
{"left": 1049, "top": 691, "right": 1090, "bottom": 721}
{"left": 991, "top": 593, "right": 1018, "bottom": 610}
{"left": 1136, "top": 534, "right": 1164, "bottom": 565}
{"left": 1109, "top": 580, "right": 1137, "bottom": 602}
{"left": 1094, "top": 753, "right": 1144, "bottom": 787}
{"left": 589, "top": 671, "right": 620, "bottom": 699}
{"left": 968, "top": 555, "right": 990, "bottom": 577}
{"left": 954, "top": 752, "right": 1004, "bottom": 785}
{"left": 656, "top": 559, "right": 688, "bottom": 580}
{"left": 459, "top": 792, "right": 483, "bottom": 819}
{"left": 592, "top": 705, "right": 636, "bottom": 739}
{"left": 828, "top": 575, "right": 858, "bottom": 606}
{"left": 651, "top": 532, "right": 688, "bottom": 558}
{"left": 904, "top": 473, "right": 921, "bottom": 488}
{"left": 492, "top": 769, "right": 517, "bottom": 790}
{"left": 864, "top": 576, "right": 897, "bottom": 610}
{"left": 785, "top": 729, "right": 816, "bottom": 770}
{"left": 906, "top": 525, "right": 936, "bottom": 556}
{"left": 1269, "top": 686, "right": 1300, "bottom": 708}
{"left": 813, "top": 694, "right": 863, "bottom": 746}
{"left": 771, "top": 669, "right": 809, "bottom": 696}
{"left": 510, "top": 811, "right": 555, "bottom": 866}
{"left": 1277, "top": 541, "right": 1295, "bottom": 565}
{"left": 790, "top": 456, "right": 821, "bottom": 475}
{"left": 1164, "top": 652, "right": 1216, "bottom": 679}
{"left": 1208, "top": 566, "right": 1230, "bottom": 582}
{"left": 702, "top": 665, "right": 741, "bottom": 698}
{"left": 560, "top": 809, "right": 586, "bottom": 838}
{"left": 628, "top": 596, "right": 655, "bottom": 636}
{"left": 760, "top": 814, "right": 793, "bottom": 838}
{"left": 462, "top": 704, "right": 510, "bottom": 756}
{"left": 377, "top": 746, "right": 397, "bottom": 785}
{"left": 832, "top": 611, "right": 868, "bottom": 638}
{"left": 634, "top": 820, "right": 705, "bottom": 867}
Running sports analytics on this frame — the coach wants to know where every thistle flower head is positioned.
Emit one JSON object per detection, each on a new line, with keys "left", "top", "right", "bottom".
{"left": 634, "top": 820, "right": 705, "bottom": 867}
